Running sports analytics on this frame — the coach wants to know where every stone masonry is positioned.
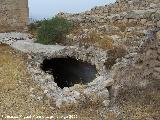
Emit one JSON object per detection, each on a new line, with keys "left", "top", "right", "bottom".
{"left": 0, "top": 0, "right": 29, "bottom": 32}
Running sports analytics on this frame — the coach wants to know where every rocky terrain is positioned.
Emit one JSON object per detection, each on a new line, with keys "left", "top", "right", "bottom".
{"left": 0, "top": 0, "right": 160, "bottom": 119}
{"left": 58, "top": 0, "right": 160, "bottom": 104}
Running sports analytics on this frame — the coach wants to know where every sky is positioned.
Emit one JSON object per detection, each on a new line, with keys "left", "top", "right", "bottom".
{"left": 29, "top": 0, "right": 116, "bottom": 20}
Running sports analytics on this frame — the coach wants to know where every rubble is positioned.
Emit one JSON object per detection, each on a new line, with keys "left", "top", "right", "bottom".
{"left": 0, "top": 0, "right": 160, "bottom": 108}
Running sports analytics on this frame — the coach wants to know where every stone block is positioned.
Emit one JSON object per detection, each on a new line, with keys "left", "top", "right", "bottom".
{"left": 0, "top": 0, "right": 28, "bottom": 32}
{"left": 156, "top": 31, "right": 160, "bottom": 41}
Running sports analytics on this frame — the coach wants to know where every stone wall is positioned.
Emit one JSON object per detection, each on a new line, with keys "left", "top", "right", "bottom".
{"left": 110, "top": 29, "right": 160, "bottom": 100}
{"left": 0, "top": 0, "right": 29, "bottom": 32}
{"left": 57, "top": 0, "right": 160, "bottom": 105}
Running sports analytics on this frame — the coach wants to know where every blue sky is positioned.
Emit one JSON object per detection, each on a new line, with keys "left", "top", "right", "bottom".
{"left": 29, "top": 0, "right": 116, "bottom": 20}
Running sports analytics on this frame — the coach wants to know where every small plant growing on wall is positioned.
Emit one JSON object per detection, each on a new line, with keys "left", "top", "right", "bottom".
{"left": 32, "top": 17, "right": 73, "bottom": 44}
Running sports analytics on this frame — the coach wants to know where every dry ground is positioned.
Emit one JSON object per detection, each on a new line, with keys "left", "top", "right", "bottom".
{"left": 116, "top": 87, "right": 160, "bottom": 120}
{"left": 0, "top": 44, "right": 159, "bottom": 120}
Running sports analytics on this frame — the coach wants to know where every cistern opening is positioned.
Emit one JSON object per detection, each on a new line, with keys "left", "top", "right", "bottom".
{"left": 40, "top": 57, "right": 97, "bottom": 89}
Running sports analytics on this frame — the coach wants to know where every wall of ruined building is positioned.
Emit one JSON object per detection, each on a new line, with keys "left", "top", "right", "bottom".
{"left": 111, "top": 30, "right": 160, "bottom": 99}
{"left": 90, "top": 0, "right": 160, "bottom": 15}
{"left": 0, "top": 0, "right": 29, "bottom": 32}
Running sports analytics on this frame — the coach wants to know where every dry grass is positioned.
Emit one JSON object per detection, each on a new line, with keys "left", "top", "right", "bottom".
{"left": 112, "top": 21, "right": 141, "bottom": 32}
{"left": 105, "top": 46, "right": 127, "bottom": 69}
{"left": 116, "top": 87, "right": 160, "bottom": 120}
{"left": 0, "top": 44, "right": 55, "bottom": 117}
{"left": 80, "top": 31, "right": 114, "bottom": 50}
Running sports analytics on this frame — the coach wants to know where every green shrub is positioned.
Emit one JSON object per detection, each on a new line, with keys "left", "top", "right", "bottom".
{"left": 28, "top": 20, "right": 43, "bottom": 34}
{"left": 36, "top": 17, "right": 73, "bottom": 44}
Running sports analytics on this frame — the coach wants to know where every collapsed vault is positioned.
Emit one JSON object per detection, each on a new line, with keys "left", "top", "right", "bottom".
{"left": 28, "top": 46, "right": 113, "bottom": 108}
{"left": 40, "top": 57, "right": 97, "bottom": 89}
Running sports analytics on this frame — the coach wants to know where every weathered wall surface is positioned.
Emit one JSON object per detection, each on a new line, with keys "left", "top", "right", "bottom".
{"left": 0, "top": 0, "right": 29, "bottom": 32}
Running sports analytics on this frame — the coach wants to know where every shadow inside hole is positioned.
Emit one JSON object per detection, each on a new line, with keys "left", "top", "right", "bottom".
{"left": 40, "top": 57, "right": 97, "bottom": 89}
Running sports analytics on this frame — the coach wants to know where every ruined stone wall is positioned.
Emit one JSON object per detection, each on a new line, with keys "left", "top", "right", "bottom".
{"left": 109, "top": 30, "right": 160, "bottom": 101}
{"left": 0, "top": 0, "right": 29, "bottom": 32}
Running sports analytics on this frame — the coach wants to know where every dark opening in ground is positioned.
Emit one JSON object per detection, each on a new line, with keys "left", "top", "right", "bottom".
{"left": 40, "top": 57, "right": 97, "bottom": 89}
